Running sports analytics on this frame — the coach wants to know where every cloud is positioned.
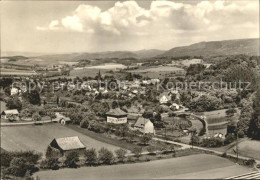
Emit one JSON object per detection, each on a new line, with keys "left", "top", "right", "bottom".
{"left": 36, "top": 0, "right": 259, "bottom": 37}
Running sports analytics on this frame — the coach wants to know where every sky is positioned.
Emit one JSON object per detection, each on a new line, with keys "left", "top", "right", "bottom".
{"left": 1, "top": 0, "right": 259, "bottom": 54}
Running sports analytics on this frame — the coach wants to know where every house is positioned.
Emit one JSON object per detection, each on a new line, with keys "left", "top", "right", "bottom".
{"left": 11, "top": 87, "right": 19, "bottom": 96}
{"left": 1, "top": 109, "right": 19, "bottom": 120}
{"left": 106, "top": 108, "right": 127, "bottom": 124}
{"left": 158, "top": 92, "right": 171, "bottom": 104}
{"left": 134, "top": 117, "right": 155, "bottom": 134}
{"left": 50, "top": 136, "right": 86, "bottom": 156}
{"left": 52, "top": 112, "right": 71, "bottom": 125}
{"left": 170, "top": 103, "right": 180, "bottom": 111}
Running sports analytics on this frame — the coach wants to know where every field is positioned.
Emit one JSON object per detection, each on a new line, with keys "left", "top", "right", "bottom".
{"left": 34, "top": 154, "right": 251, "bottom": 179}
{"left": 70, "top": 68, "right": 112, "bottom": 78}
{"left": 197, "top": 109, "right": 240, "bottom": 136}
{"left": 227, "top": 140, "right": 260, "bottom": 160}
{"left": 1, "top": 68, "right": 37, "bottom": 76}
{"left": 0, "top": 124, "right": 121, "bottom": 154}
{"left": 128, "top": 66, "right": 185, "bottom": 79}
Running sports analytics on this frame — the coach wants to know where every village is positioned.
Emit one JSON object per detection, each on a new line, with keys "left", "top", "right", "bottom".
{"left": 1, "top": 52, "right": 260, "bottom": 179}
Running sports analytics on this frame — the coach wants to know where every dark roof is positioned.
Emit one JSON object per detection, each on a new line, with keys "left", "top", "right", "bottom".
{"left": 134, "top": 117, "right": 151, "bottom": 128}
{"left": 106, "top": 108, "right": 127, "bottom": 116}
{"left": 51, "top": 136, "right": 85, "bottom": 151}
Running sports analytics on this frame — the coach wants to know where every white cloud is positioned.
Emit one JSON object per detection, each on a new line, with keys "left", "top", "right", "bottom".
{"left": 36, "top": 0, "right": 259, "bottom": 38}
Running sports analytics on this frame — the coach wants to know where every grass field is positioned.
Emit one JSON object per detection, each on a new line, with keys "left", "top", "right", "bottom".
{"left": 1, "top": 68, "right": 37, "bottom": 76}
{"left": 1, "top": 124, "right": 121, "bottom": 154}
{"left": 129, "top": 66, "right": 185, "bottom": 73}
{"left": 70, "top": 68, "right": 111, "bottom": 78}
{"left": 227, "top": 140, "right": 260, "bottom": 160}
{"left": 34, "top": 154, "right": 251, "bottom": 179}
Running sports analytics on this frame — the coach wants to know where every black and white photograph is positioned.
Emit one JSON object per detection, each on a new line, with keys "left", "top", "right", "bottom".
{"left": 0, "top": 0, "right": 260, "bottom": 179}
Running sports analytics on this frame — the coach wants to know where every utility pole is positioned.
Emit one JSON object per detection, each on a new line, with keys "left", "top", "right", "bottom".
{"left": 236, "top": 130, "right": 239, "bottom": 162}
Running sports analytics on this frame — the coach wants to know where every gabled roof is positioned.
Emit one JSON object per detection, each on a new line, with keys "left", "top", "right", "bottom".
{"left": 2, "top": 109, "right": 19, "bottom": 115}
{"left": 52, "top": 136, "right": 85, "bottom": 151}
{"left": 106, "top": 108, "right": 127, "bottom": 116}
{"left": 134, "top": 117, "right": 151, "bottom": 128}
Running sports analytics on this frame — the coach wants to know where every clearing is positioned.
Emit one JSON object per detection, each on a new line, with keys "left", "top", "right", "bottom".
{"left": 227, "top": 139, "right": 260, "bottom": 160}
{"left": 34, "top": 154, "right": 251, "bottom": 180}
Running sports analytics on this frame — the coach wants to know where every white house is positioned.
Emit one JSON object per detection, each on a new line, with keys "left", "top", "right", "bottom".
{"left": 159, "top": 93, "right": 171, "bottom": 104}
{"left": 170, "top": 103, "right": 180, "bottom": 111}
{"left": 1, "top": 109, "right": 19, "bottom": 120}
{"left": 106, "top": 108, "right": 127, "bottom": 124}
{"left": 134, "top": 117, "right": 155, "bottom": 134}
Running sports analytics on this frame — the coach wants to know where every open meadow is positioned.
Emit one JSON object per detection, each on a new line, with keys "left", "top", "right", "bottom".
{"left": 34, "top": 154, "right": 251, "bottom": 179}
{"left": 0, "top": 124, "right": 121, "bottom": 154}
{"left": 227, "top": 140, "right": 260, "bottom": 160}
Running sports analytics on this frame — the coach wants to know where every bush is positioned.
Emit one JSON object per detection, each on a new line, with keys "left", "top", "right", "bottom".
{"left": 132, "top": 147, "right": 142, "bottom": 158}
{"left": 115, "top": 148, "right": 127, "bottom": 162}
{"left": 1, "top": 151, "right": 13, "bottom": 167}
{"left": 80, "top": 120, "right": 89, "bottom": 129}
{"left": 46, "top": 146, "right": 60, "bottom": 159}
{"left": 6, "top": 157, "right": 38, "bottom": 177}
{"left": 244, "top": 158, "right": 256, "bottom": 167}
{"left": 140, "top": 134, "right": 152, "bottom": 145}
{"left": 64, "top": 151, "right": 79, "bottom": 168}
{"left": 190, "top": 135, "right": 200, "bottom": 146}
{"left": 85, "top": 148, "right": 98, "bottom": 166}
{"left": 98, "top": 147, "right": 114, "bottom": 165}
{"left": 202, "top": 137, "right": 224, "bottom": 147}
{"left": 238, "top": 130, "right": 245, "bottom": 138}
{"left": 224, "top": 134, "right": 236, "bottom": 145}
{"left": 88, "top": 121, "right": 106, "bottom": 133}
{"left": 40, "top": 158, "right": 59, "bottom": 170}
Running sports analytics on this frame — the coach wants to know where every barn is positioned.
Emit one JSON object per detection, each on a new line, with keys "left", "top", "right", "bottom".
{"left": 50, "top": 136, "right": 86, "bottom": 156}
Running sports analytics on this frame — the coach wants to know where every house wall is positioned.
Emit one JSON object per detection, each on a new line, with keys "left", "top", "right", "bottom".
{"left": 107, "top": 116, "right": 127, "bottom": 124}
{"left": 144, "top": 121, "right": 155, "bottom": 134}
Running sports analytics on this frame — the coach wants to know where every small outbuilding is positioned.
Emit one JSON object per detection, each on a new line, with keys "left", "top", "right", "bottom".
{"left": 50, "top": 136, "right": 86, "bottom": 156}
{"left": 1, "top": 109, "right": 19, "bottom": 120}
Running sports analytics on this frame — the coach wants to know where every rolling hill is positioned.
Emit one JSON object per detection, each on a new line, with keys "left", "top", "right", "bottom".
{"left": 160, "top": 38, "right": 259, "bottom": 57}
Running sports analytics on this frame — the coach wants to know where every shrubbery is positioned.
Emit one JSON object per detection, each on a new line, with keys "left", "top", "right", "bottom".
{"left": 201, "top": 137, "right": 224, "bottom": 147}
{"left": 98, "top": 147, "right": 114, "bottom": 165}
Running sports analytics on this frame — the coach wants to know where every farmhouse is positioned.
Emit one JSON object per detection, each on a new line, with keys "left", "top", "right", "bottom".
{"left": 50, "top": 136, "right": 86, "bottom": 155}
{"left": 106, "top": 108, "right": 127, "bottom": 124}
{"left": 1, "top": 109, "right": 19, "bottom": 120}
{"left": 134, "top": 117, "right": 155, "bottom": 134}
{"left": 53, "top": 112, "right": 71, "bottom": 125}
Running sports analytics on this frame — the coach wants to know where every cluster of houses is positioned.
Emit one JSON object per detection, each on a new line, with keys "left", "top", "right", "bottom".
{"left": 105, "top": 108, "right": 155, "bottom": 134}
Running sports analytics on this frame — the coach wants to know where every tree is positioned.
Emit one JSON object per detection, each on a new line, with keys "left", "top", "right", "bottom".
{"left": 32, "top": 112, "right": 42, "bottom": 122}
{"left": 80, "top": 120, "right": 89, "bottom": 128}
{"left": 64, "top": 151, "right": 79, "bottom": 168}
{"left": 85, "top": 148, "right": 98, "bottom": 166}
{"left": 115, "top": 148, "right": 127, "bottom": 162}
{"left": 45, "top": 146, "right": 60, "bottom": 159}
{"left": 112, "top": 101, "right": 118, "bottom": 109}
{"left": 140, "top": 134, "right": 152, "bottom": 145}
{"left": 226, "top": 108, "right": 237, "bottom": 117}
{"left": 40, "top": 158, "right": 59, "bottom": 170}
{"left": 23, "top": 90, "right": 41, "bottom": 105}
{"left": 6, "top": 157, "right": 36, "bottom": 177}
{"left": 190, "top": 135, "right": 200, "bottom": 146}
{"left": 98, "top": 148, "right": 114, "bottom": 165}
{"left": 6, "top": 97, "right": 22, "bottom": 111}
{"left": 132, "top": 147, "right": 142, "bottom": 158}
